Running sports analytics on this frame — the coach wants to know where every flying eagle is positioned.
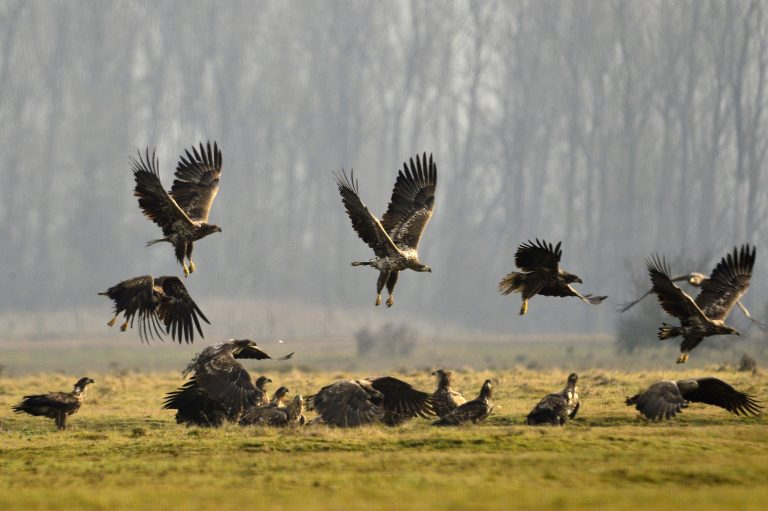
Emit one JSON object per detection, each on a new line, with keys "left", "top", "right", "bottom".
{"left": 526, "top": 373, "right": 580, "bottom": 426}
{"left": 334, "top": 152, "right": 436, "bottom": 307}
{"left": 619, "top": 269, "right": 767, "bottom": 331}
{"left": 434, "top": 379, "right": 493, "bottom": 426}
{"left": 647, "top": 245, "right": 754, "bottom": 363}
{"left": 626, "top": 377, "right": 762, "bottom": 420}
{"left": 240, "top": 395, "right": 305, "bottom": 427}
{"left": 99, "top": 275, "right": 209, "bottom": 344}
{"left": 306, "top": 376, "right": 434, "bottom": 427}
{"left": 499, "top": 239, "right": 607, "bottom": 315}
{"left": 132, "top": 141, "right": 223, "bottom": 277}
{"left": 162, "top": 375, "right": 272, "bottom": 427}
{"left": 431, "top": 369, "right": 467, "bottom": 418}
{"left": 12, "top": 377, "right": 95, "bottom": 430}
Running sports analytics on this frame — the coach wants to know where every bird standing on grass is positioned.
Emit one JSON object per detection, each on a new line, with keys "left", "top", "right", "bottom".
{"left": 12, "top": 377, "right": 95, "bottom": 430}
{"left": 431, "top": 369, "right": 467, "bottom": 418}
{"left": 526, "top": 373, "right": 580, "bottom": 426}
{"left": 499, "top": 240, "right": 606, "bottom": 315}
{"left": 334, "top": 153, "right": 436, "bottom": 307}
{"left": 434, "top": 379, "right": 493, "bottom": 426}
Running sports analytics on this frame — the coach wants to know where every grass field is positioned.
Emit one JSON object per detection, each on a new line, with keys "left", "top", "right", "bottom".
{"left": 1, "top": 367, "right": 767, "bottom": 510}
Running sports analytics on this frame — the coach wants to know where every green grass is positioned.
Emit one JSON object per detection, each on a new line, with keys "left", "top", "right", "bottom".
{"left": 1, "top": 369, "right": 767, "bottom": 510}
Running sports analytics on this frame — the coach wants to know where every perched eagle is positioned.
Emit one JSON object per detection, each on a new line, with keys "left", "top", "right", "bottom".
{"left": 240, "top": 394, "right": 305, "bottom": 427}
{"left": 306, "top": 376, "right": 434, "bottom": 427}
{"left": 268, "top": 386, "right": 290, "bottom": 406}
{"left": 619, "top": 270, "right": 767, "bottom": 331}
{"left": 99, "top": 275, "right": 209, "bottom": 344}
{"left": 647, "top": 245, "right": 754, "bottom": 363}
{"left": 434, "top": 379, "right": 493, "bottom": 426}
{"left": 499, "top": 239, "right": 607, "bottom": 315}
{"left": 431, "top": 369, "right": 467, "bottom": 418}
{"left": 334, "top": 152, "right": 436, "bottom": 307}
{"left": 12, "top": 377, "right": 95, "bottom": 430}
{"left": 526, "top": 373, "right": 580, "bottom": 426}
{"left": 626, "top": 377, "right": 762, "bottom": 420}
{"left": 162, "top": 375, "right": 272, "bottom": 427}
{"left": 132, "top": 141, "right": 223, "bottom": 277}
{"left": 163, "top": 340, "right": 293, "bottom": 425}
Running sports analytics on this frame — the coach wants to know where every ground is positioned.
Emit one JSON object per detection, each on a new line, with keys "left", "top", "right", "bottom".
{"left": 1, "top": 368, "right": 767, "bottom": 510}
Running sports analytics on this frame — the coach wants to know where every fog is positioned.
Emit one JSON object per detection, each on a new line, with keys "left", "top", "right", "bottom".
{"left": 1, "top": 1, "right": 767, "bottom": 343}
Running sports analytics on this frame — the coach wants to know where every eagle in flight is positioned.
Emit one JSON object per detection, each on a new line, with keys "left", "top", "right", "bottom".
{"left": 646, "top": 245, "right": 755, "bottom": 363}
{"left": 499, "top": 239, "right": 607, "bottom": 315}
{"left": 12, "top": 377, "right": 94, "bottom": 430}
{"left": 132, "top": 141, "right": 223, "bottom": 277}
{"left": 626, "top": 377, "right": 761, "bottom": 420}
{"left": 99, "top": 275, "right": 209, "bottom": 344}
{"left": 334, "top": 152, "right": 436, "bottom": 307}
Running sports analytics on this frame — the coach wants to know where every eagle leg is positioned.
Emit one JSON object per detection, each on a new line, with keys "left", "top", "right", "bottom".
{"left": 120, "top": 320, "right": 129, "bottom": 332}
{"left": 375, "top": 271, "right": 389, "bottom": 307}
{"left": 188, "top": 260, "right": 196, "bottom": 274}
{"left": 520, "top": 299, "right": 529, "bottom": 315}
{"left": 386, "top": 271, "right": 399, "bottom": 308}
{"left": 107, "top": 314, "right": 118, "bottom": 327}
{"left": 375, "top": 294, "right": 382, "bottom": 306}
{"left": 676, "top": 353, "right": 689, "bottom": 364}
{"left": 386, "top": 296, "right": 394, "bottom": 307}
{"left": 182, "top": 263, "right": 190, "bottom": 277}
{"left": 186, "top": 243, "right": 195, "bottom": 274}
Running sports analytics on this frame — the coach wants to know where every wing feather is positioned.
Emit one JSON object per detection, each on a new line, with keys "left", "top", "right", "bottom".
{"left": 369, "top": 376, "right": 434, "bottom": 425}
{"left": 681, "top": 377, "right": 762, "bottom": 416}
{"left": 626, "top": 381, "right": 687, "bottom": 420}
{"left": 647, "top": 255, "right": 707, "bottom": 322}
{"left": 695, "top": 245, "right": 755, "bottom": 320}
{"left": 515, "top": 239, "right": 562, "bottom": 272}
{"left": 155, "top": 276, "right": 210, "bottom": 344}
{"left": 171, "top": 141, "right": 222, "bottom": 222}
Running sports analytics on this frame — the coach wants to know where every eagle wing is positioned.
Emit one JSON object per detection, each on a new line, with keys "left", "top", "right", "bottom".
{"left": 12, "top": 391, "right": 80, "bottom": 416}
{"left": 647, "top": 255, "right": 708, "bottom": 323}
{"left": 305, "top": 380, "right": 384, "bottom": 427}
{"left": 515, "top": 239, "right": 562, "bottom": 272}
{"left": 679, "top": 377, "right": 762, "bottom": 417}
{"left": 369, "top": 376, "right": 434, "bottom": 425}
{"left": 191, "top": 350, "right": 262, "bottom": 414}
{"left": 625, "top": 381, "right": 687, "bottom": 420}
{"left": 131, "top": 149, "right": 195, "bottom": 235}
{"left": 526, "top": 394, "right": 568, "bottom": 425}
{"left": 695, "top": 245, "right": 755, "bottom": 321}
{"left": 162, "top": 378, "right": 229, "bottom": 427}
{"left": 537, "top": 283, "right": 607, "bottom": 304}
{"left": 380, "top": 153, "right": 437, "bottom": 249}
{"left": 99, "top": 275, "right": 165, "bottom": 343}
{"left": 170, "top": 141, "right": 222, "bottom": 222}
{"left": 434, "top": 399, "right": 490, "bottom": 425}
{"left": 155, "top": 276, "right": 210, "bottom": 344}
{"left": 334, "top": 170, "right": 401, "bottom": 258}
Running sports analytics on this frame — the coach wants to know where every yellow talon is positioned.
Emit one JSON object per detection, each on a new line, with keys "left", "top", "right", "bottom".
{"left": 107, "top": 316, "right": 117, "bottom": 327}
{"left": 676, "top": 353, "right": 689, "bottom": 364}
{"left": 520, "top": 299, "right": 528, "bottom": 316}
{"left": 120, "top": 321, "right": 129, "bottom": 332}
{"left": 188, "top": 261, "right": 196, "bottom": 274}
{"left": 182, "top": 264, "right": 189, "bottom": 277}
{"left": 375, "top": 294, "right": 382, "bottom": 306}
{"left": 386, "top": 296, "right": 394, "bottom": 307}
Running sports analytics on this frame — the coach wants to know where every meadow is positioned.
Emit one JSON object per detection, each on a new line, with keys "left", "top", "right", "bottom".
{"left": 1, "top": 365, "right": 767, "bottom": 511}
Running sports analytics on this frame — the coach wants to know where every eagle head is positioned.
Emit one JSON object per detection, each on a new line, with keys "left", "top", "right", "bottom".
{"left": 272, "top": 386, "right": 290, "bottom": 405}
{"left": 480, "top": 379, "right": 493, "bottom": 400}
{"left": 201, "top": 223, "right": 223, "bottom": 235}
{"left": 432, "top": 369, "right": 452, "bottom": 386}
{"left": 562, "top": 272, "right": 582, "bottom": 284}
{"left": 255, "top": 376, "right": 272, "bottom": 389}
{"left": 414, "top": 263, "right": 432, "bottom": 273}
{"left": 567, "top": 373, "right": 578, "bottom": 386}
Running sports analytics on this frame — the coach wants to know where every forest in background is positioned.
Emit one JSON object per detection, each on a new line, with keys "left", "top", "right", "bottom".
{"left": 1, "top": 1, "right": 768, "bottom": 344}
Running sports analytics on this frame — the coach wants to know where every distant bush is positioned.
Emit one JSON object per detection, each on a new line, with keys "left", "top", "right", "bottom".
{"left": 356, "top": 323, "right": 417, "bottom": 358}
{"left": 738, "top": 353, "right": 758, "bottom": 373}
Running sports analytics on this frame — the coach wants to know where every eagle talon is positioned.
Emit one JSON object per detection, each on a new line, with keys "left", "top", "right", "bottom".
{"left": 182, "top": 264, "right": 189, "bottom": 277}
{"left": 120, "top": 321, "right": 129, "bottom": 332}
{"left": 107, "top": 316, "right": 117, "bottom": 327}
{"left": 519, "top": 299, "right": 528, "bottom": 316}
{"left": 676, "top": 353, "right": 689, "bottom": 364}
{"left": 188, "top": 261, "right": 196, "bottom": 274}
{"left": 375, "top": 294, "right": 382, "bottom": 306}
{"left": 386, "top": 296, "right": 394, "bottom": 307}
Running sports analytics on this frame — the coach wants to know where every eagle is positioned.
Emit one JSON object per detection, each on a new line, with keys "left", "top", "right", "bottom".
{"left": 619, "top": 270, "right": 767, "bottom": 331}
{"left": 99, "top": 275, "right": 209, "bottom": 344}
{"left": 162, "top": 375, "right": 272, "bottom": 427}
{"left": 306, "top": 376, "right": 434, "bottom": 427}
{"left": 499, "top": 239, "right": 607, "bottom": 315}
{"left": 240, "top": 395, "right": 305, "bottom": 427}
{"left": 431, "top": 369, "right": 467, "bottom": 418}
{"left": 268, "top": 386, "right": 290, "bottom": 406}
{"left": 132, "top": 141, "right": 223, "bottom": 277}
{"left": 433, "top": 379, "right": 493, "bottom": 426}
{"left": 646, "top": 245, "right": 754, "bottom": 363}
{"left": 334, "top": 152, "right": 436, "bottom": 307}
{"left": 526, "top": 373, "right": 580, "bottom": 426}
{"left": 626, "top": 377, "right": 762, "bottom": 420}
{"left": 12, "top": 377, "right": 95, "bottom": 430}
{"left": 163, "top": 340, "right": 293, "bottom": 425}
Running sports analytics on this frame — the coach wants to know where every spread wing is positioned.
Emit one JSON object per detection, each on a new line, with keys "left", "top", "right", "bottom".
{"left": 162, "top": 378, "right": 229, "bottom": 427}
{"left": 334, "top": 170, "right": 400, "bottom": 258}
{"left": 515, "top": 239, "right": 562, "bottom": 272}
{"left": 625, "top": 381, "right": 686, "bottom": 420}
{"left": 647, "top": 255, "right": 707, "bottom": 323}
{"left": 695, "top": 245, "right": 756, "bottom": 320}
{"left": 680, "top": 377, "right": 762, "bottom": 416}
{"left": 305, "top": 380, "right": 384, "bottom": 427}
{"left": 171, "top": 141, "right": 222, "bottom": 222}
{"left": 99, "top": 275, "right": 165, "bottom": 343}
{"left": 155, "top": 276, "right": 210, "bottom": 344}
{"left": 369, "top": 376, "right": 434, "bottom": 425}
{"left": 380, "top": 153, "right": 437, "bottom": 249}
{"left": 235, "top": 345, "right": 294, "bottom": 361}
{"left": 191, "top": 350, "right": 261, "bottom": 414}
{"left": 538, "top": 283, "right": 607, "bottom": 305}
{"left": 131, "top": 148, "right": 195, "bottom": 235}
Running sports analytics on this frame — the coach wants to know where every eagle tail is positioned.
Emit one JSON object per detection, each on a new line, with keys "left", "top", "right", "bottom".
{"left": 146, "top": 238, "right": 168, "bottom": 247}
{"left": 498, "top": 272, "right": 525, "bottom": 295}
{"left": 658, "top": 323, "right": 682, "bottom": 340}
{"left": 351, "top": 261, "right": 373, "bottom": 266}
